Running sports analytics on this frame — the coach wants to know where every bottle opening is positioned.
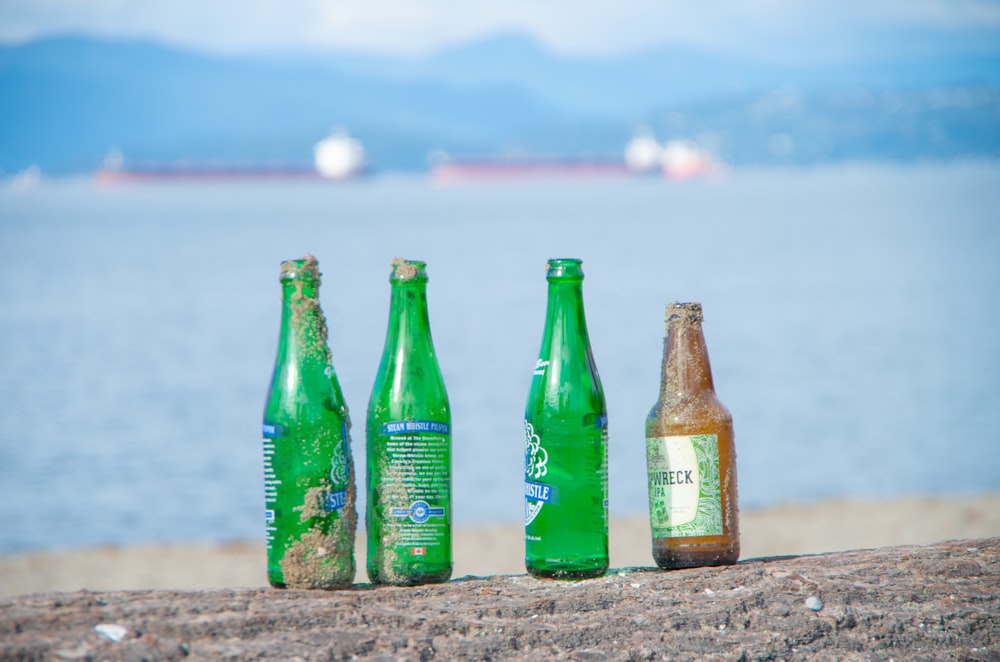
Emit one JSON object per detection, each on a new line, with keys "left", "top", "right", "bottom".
{"left": 280, "top": 255, "right": 321, "bottom": 283}
{"left": 666, "top": 302, "right": 703, "bottom": 323}
{"left": 390, "top": 258, "right": 428, "bottom": 282}
{"left": 546, "top": 258, "right": 584, "bottom": 281}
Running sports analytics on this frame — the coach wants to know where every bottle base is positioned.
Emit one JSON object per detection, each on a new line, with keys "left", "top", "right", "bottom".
{"left": 652, "top": 540, "right": 739, "bottom": 570}
{"left": 526, "top": 560, "right": 608, "bottom": 580}
{"left": 268, "top": 578, "right": 355, "bottom": 590}
{"left": 368, "top": 565, "right": 452, "bottom": 586}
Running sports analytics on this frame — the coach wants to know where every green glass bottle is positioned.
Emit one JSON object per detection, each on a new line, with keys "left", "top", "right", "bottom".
{"left": 366, "top": 258, "right": 452, "bottom": 585}
{"left": 262, "top": 255, "right": 357, "bottom": 589}
{"left": 524, "top": 258, "right": 609, "bottom": 580}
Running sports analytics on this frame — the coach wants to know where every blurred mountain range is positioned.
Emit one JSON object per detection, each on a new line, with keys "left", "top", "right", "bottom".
{"left": 2, "top": 33, "right": 999, "bottom": 174}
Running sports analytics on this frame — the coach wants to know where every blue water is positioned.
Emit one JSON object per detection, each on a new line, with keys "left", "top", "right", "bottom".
{"left": 1, "top": 163, "right": 998, "bottom": 553}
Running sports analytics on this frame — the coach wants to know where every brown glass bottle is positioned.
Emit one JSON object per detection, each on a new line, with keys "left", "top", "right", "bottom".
{"left": 645, "top": 302, "right": 739, "bottom": 569}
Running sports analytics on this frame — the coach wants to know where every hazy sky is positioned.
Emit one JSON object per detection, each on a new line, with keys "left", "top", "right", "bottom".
{"left": 1, "top": 0, "right": 999, "bottom": 58}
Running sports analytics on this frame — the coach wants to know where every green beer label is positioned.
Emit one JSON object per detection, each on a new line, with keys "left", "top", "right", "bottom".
{"left": 646, "top": 434, "right": 722, "bottom": 537}
{"left": 374, "top": 420, "right": 450, "bottom": 562}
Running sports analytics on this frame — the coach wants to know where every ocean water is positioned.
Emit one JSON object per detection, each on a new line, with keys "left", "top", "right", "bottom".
{"left": 1, "top": 162, "right": 998, "bottom": 553}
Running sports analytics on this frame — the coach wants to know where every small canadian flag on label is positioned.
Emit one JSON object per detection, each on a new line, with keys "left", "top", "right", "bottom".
{"left": 411, "top": 547, "right": 426, "bottom": 556}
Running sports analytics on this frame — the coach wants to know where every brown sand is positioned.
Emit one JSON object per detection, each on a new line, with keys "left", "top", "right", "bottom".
{"left": 1, "top": 493, "right": 997, "bottom": 599}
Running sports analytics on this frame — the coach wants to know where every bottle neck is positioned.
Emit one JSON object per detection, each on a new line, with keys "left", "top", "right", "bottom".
{"left": 660, "top": 318, "right": 716, "bottom": 397}
{"left": 278, "top": 278, "right": 331, "bottom": 368}
{"left": 530, "top": 272, "right": 605, "bottom": 420}
{"left": 542, "top": 279, "right": 588, "bottom": 353}
{"left": 384, "top": 280, "right": 434, "bottom": 355}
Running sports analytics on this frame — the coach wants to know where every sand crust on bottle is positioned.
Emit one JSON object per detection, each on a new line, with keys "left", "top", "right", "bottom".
{"left": 390, "top": 257, "right": 421, "bottom": 281}
{"left": 665, "top": 301, "right": 703, "bottom": 323}
{"left": 290, "top": 278, "right": 333, "bottom": 367}
{"left": 280, "top": 454, "right": 358, "bottom": 590}
{"left": 295, "top": 487, "right": 328, "bottom": 523}
{"left": 280, "top": 254, "right": 321, "bottom": 280}
{"left": 652, "top": 302, "right": 730, "bottom": 429}
{"left": 279, "top": 529, "right": 352, "bottom": 590}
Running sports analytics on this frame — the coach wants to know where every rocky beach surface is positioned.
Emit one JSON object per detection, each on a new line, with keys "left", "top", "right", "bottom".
{"left": 2, "top": 537, "right": 997, "bottom": 660}
{"left": 1, "top": 494, "right": 998, "bottom": 660}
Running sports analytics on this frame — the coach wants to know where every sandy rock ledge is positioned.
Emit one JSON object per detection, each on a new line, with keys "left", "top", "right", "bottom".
{"left": 1, "top": 538, "right": 997, "bottom": 661}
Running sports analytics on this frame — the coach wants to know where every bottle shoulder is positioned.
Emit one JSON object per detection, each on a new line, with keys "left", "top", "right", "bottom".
{"left": 369, "top": 296, "right": 449, "bottom": 426}
{"left": 265, "top": 365, "right": 349, "bottom": 422}
{"left": 526, "top": 357, "right": 605, "bottom": 417}
{"left": 646, "top": 392, "right": 731, "bottom": 437}
{"left": 367, "top": 363, "right": 450, "bottom": 425}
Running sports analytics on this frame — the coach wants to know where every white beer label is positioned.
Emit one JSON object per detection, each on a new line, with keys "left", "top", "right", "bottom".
{"left": 646, "top": 434, "right": 723, "bottom": 537}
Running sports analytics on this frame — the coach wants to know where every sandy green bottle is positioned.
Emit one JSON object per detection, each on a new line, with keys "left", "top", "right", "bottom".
{"left": 524, "top": 258, "right": 609, "bottom": 579}
{"left": 367, "top": 258, "right": 452, "bottom": 585}
{"left": 262, "top": 255, "right": 357, "bottom": 589}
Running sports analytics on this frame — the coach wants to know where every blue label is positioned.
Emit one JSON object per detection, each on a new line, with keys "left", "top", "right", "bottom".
{"left": 326, "top": 489, "right": 348, "bottom": 512}
{"left": 525, "top": 480, "right": 559, "bottom": 505}
{"left": 262, "top": 422, "right": 284, "bottom": 438}
{"left": 381, "top": 420, "right": 450, "bottom": 435}
{"left": 390, "top": 500, "right": 446, "bottom": 524}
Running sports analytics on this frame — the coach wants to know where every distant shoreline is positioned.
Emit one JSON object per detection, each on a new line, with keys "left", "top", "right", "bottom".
{"left": 1, "top": 493, "right": 997, "bottom": 599}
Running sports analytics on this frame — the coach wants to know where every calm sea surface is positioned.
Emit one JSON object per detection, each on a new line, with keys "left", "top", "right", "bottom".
{"left": 1, "top": 163, "right": 998, "bottom": 552}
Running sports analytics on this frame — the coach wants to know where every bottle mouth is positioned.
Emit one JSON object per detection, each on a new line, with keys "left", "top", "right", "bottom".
{"left": 546, "top": 258, "right": 584, "bottom": 281}
{"left": 666, "top": 301, "right": 703, "bottom": 323}
{"left": 280, "top": 255, "right": 321, "bottom": 283}
{"left": 390, "top": 257, "right": 428, "bottom": 282}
